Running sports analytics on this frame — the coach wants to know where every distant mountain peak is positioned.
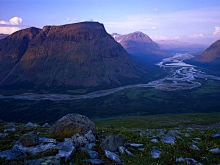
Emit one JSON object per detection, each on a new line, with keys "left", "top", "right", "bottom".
{"left": 111, "top": 31, "right": 168, "bottom": 56}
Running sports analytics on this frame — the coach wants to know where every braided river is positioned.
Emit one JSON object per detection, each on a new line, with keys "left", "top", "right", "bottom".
{"left": 1, "top": 53, "right": 220, "bottom": 101}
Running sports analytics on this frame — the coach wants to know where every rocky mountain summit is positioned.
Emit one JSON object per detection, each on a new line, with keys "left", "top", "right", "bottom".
{"left": 0, "top": 113, "right": 220, "bottom": 165}
{"left": 112, "top": 32, "right": 169, "bottom": 57}
{"left": 0, "top": 22, "right": 146, "bottom": 91}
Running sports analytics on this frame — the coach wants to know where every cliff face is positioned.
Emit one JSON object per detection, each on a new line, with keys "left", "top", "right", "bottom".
{"left": 0, "top": 22, "right": 146, "bottom": 90}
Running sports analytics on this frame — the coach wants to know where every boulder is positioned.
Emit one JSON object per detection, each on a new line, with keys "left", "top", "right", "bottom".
{"left": 19, "top": 132, "right": 38, "bottom": 147}
{"left": 49, "top": 113, "right": 96, "bottom": 141}
{"left": 56, "top": 138, "right": 76, "bottom": 161}
{"left": 99, "top": 134, "right": 123, "bottom": 152}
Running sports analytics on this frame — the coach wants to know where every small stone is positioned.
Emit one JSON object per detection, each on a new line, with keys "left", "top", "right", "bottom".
{"left": 19, "top": 132, "right": 38, "bottom": 147}
{"left": 4, "top": 128, "right": 16, "bottom": 133}
{"left": 125, "top": 149, "right": 134, "bottom": 156}
{"left": 129, "top": 143, "right": 144, "bottom": 147}
{"left": 39, "top": 137, "right": 56, "bottom": 144}
{"left": 84, "top": 130, "right": 96, "bottom": 143}
{"left": 161, "top": 135, "right": 175, "bottom": 144}
{"left": 150, "top": 139, "right": 158, "bottom": 143}
{"left": 56, "top": 138, "right": 76, "bottom": 161}
{"left": 190, "top": 144, "right": 200, "bottom": 151}
{"left": 212, "top": 132, "right": 220, "bottom": 138}
{"left": 25, "top": 122, "right": 39, "bottom": 127}
{"left": 168, "top": 129, "right": 181, "bottom": 135}
{"left": 118, "top": 146, "right": 125, "bottom": 154}
{"left": 105, "top": 150, "right": 122, "bottom": 164}
{"left": 86, "top": 143, "right": 96, "bottom": 150}
{"left": 150, "top": 149, "right": 161, "bottom": 159}
{"left": 87, "top": 150, "right": 100, "bottom": 159}
{"left": 185, "top": 158, "right": 203, "bottom": 165}
{"left": 209, "top": 148, "right": 220, "bottom": 154}
{"left": 176, "top": 157, "right": 185, "bottom": 162}
{"left": 72, "top": 133, "right": 88, "bottom": 148}
{"left": 99, "top": 134, "right": 123, "bottom": 152}
{"left": 42, "top": 123, "right": 50, "bottom": 127}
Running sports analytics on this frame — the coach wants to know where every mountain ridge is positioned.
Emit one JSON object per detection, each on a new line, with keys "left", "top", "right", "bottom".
{"left": 0, "top": 22, "right": 147, "bottom": 92}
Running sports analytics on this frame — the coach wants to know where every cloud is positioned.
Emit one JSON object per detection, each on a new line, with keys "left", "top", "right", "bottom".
{"left": 188, "top": 34, "right": 204, "bottom": 38}
{"left": 0, "top": 17, "right": 22, "bottom": 25}
{"left": 0, "top": 27, "right": 21, "bottom": 34}
{"left": 174, "top": 36, "right": 180, "bottom": 39}
{"left": 213, "top": 26, "right": 220, "bottom": 36}
{"left": 151, "top": 35, "right": 168, "bottom": 40}
{"left": 0, "top": 17, "right": 23, "bottom": 34}
{"left": 151, "top": 26, "right": 157, "bottom": 30}
{"left": 67, "top": 17, "right": 78, "bottom": 22}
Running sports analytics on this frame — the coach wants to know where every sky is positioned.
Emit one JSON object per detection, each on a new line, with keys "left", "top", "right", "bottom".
{"left": 0, "top": 0, "right": 220, "bottom": 45}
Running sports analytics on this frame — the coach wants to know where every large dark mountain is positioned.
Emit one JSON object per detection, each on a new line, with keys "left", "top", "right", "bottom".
{"left": 0, "top": 22, "right": 147, "bottom": 92}
{"left": 112, "top": 32, "right": 169, "bottom": 57}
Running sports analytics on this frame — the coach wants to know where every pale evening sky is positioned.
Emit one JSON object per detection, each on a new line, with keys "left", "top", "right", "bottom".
{"left": 0, "top": 0, "right": 220, "bottom": 44}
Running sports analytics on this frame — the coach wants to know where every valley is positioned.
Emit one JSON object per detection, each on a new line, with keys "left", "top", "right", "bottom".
{"left": 0, "top": 53, "right": 219, "bottom": 101}
{"left": 0, "top": 53, "right": 220, "bottom": 124}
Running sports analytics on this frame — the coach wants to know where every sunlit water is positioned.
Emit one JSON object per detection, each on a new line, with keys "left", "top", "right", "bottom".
{"left": 0, "top": 53, "right": 220, "bottom": 100}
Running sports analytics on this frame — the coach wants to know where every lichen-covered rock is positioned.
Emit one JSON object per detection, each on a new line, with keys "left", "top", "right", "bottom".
{"left": 49, "top": 113, "right": 96, "bottom": 141}
{"left": 19, "top": 132, "right": 38, "bottom": 147}
{"left": 99, "top": 134, "right": 123, "bottom": 152}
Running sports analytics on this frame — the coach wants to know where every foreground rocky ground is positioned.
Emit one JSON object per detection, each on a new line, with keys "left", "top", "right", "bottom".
{"left": 0, "top": 113, "right": 220, "bottom": 165}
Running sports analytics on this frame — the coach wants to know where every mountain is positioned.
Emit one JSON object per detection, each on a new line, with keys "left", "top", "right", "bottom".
{"left": 112, "top": 31, "right": 167, "bottom": 56}
{"left": 156, "top": 40, "right": 208, "bottom": 53}
{"left": 0, "top": 33, "right": 9, "bottom": 40}
{"left": 0, "top": 22, "right": 147, "bottom": 92}
{"left": 196, "top": 39, "right": 220, "bottom": 63}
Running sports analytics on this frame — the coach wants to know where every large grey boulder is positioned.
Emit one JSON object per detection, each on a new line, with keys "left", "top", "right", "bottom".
{"left": 99, "top": 134, "right": 123, "bottom": 152}
{"left": 49, "top": 113, "right": 96, "bottom": 141}
{"left": 19, "top": 132, "right": 38, "bottom": 147}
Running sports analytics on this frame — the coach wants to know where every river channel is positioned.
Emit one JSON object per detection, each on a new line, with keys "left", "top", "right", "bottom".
{"left": 0, "top": 53, "right": 220, "bottom": 101}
